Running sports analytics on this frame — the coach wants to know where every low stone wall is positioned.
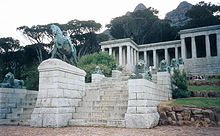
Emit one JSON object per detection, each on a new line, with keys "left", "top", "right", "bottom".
{"left": 190, "top": 91, "right": 220, "bottom": 97}
{"left": 184, "top": 56, "right": 220, "bottom": 76}
{"left": 0, "top": 88, "right": 38, "bottom": 124}
{"left": 158, "top": 105, "right": 220, "bottom": 127}
{"left": 125, "top": 72, "right": 171, "bottom": 128}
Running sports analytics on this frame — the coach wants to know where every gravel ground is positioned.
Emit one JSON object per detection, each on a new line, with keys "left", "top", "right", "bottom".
{"left": 0, "top": 126, "right": 219, "bottom": 136}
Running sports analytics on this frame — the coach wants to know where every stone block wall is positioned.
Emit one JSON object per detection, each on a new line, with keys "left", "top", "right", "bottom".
{"left": 125, "top": 72, "right": 171, "bottom": 128}
{"left": 30, "top": 59, "right": 86, "bottom": 127}
{"left": 184, "top": 56, "right": 220, "bottom": 76}
{"left": 0, "top": 88, "right": 38, "bottom": 124}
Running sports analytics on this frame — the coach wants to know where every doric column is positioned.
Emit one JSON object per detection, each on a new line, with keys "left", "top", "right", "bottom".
{"left": 136, "top": 51, "right": 139, "bottom": 63}
{"left": 122, "top": 47, "right": 126, "bottom": 65}
{"left": 153, "top": 49, "right": 157, "bottom": 68}
{"left": 181, "top": 38, "right": 186, "bottom": 59}
{"left": 144, "top": 51, "right": 147, "bottom": 63}
{"left": 165, "top": 48, "right": 168, "bottom": 62}
{"left": 109, "top": 47, "right": 112, "bottom": 56}
{"left": 134, "top": 50, "right": 137, "bottom": 65}
{"left": 217, "top": 33, "right": 220, "bottom": 56}
{"left": 175, "top": 47, "right": 178, "bottom": 60}
{"left": 205, "top": 34, "right": 211, "bottom": 57}
{"left": 127, "top": 46, "right": 131, "bottom": 66}
{"left": 101, "top": 47, "right": 105, "bottom": 52}
{"left": 192, "top": 36, "right": 197, "bottom": 58}
{"left": 130, "top": 48, "right": 134, "bottom": 66}
{"left": 119, "top": 46, "right": 123, "bottom": 65}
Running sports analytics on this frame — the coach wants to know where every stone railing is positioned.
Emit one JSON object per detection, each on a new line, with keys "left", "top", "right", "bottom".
{"left": 125, "top": 72, "right": 171, "bottom": 128}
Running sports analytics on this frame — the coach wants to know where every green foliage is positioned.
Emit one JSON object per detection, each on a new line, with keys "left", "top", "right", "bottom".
{"left": 184, "top": 1, "right": 220, "bottom": 28}
{"left": 171, "top": 69, "right": 190, "bottom": 99}
{"left": 0, "top": 37, "right": 20, "bottom": 53}
{"left": 108, "top": 8, "right": 177, "bottom": 44}
{"left": 172, "top": 98, "right": 220, "bottom": 108}
{"left": 78, "top": 52, "right": 116, "bottom": 82}
{"left": 21, "top": 65, "right": 39, "bottom": 90}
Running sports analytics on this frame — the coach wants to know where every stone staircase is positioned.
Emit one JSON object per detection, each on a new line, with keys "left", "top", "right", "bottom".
{"left": 0, "top": 91, "right": 37, "bottom": 125}
{"left": 69, "top": 74, "right": 129, "bottom": 127}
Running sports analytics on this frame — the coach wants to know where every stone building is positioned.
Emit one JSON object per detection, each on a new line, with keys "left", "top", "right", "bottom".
{"left": 100, "top": 25, "right": 220, "bottom": 75}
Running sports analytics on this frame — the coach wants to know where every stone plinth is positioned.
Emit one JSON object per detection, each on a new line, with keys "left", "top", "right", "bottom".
{"left": 30, "top": 59, "right": 86, "bottom": 127}
{"left": 92, "top": 74, "right": 105, "bottom": 83}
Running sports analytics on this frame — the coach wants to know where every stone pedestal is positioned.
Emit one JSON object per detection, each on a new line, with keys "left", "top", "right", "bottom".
{"left": 92, "top": 74, "right": 105, "bottom": 83}
{"left": 157, "top": 72, "right": 171, "bottom": 100}
{"left": 30, "top": 59, "right": 86, "bottom": 127}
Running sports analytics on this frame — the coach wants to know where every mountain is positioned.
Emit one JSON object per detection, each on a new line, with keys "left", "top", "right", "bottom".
{"left": 134, "top": 3, "right": 147, "bottom": 12}
{"left": 165, "top": 1, "right": 193, "bottom": 27}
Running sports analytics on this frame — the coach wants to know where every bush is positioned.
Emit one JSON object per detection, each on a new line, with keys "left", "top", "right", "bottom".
{"left": 171, "top": 69, "right": 190, "bottom": 99}
{"left": 21, "top": 65, "right": 39, "bottom": 90}
{"left": 78, "top": 52, "right": 116, "bottom": 82}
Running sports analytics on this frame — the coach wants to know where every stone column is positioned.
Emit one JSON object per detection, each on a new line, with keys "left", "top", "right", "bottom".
{"left": 165, "top": 48, "right": 168, "bottom": 63}
{"left": 205, "top": 34, "right": 211, "bottom": 57}
{"left": 192, "top": 36, "right": 197, "bottom": 58}
{"left": 109, "top": 47, "right": 112, "bottom": 56}
{"left": 134, "top": 50, "right": 137, "bottom": 65}
{"left": 131, "top": 48, "right": 134, "bottom": 66}
{"left": 175, "top": 47, "right": 178, "bottom": 60}
{"left": 127, "top": 46, "right": 131, "bottom": 66}
{"left": 137, "top": 51, "right": 139, "bottom": 62}
{"left": 181, "top": 38, "right": 186, "bottom": 59}
{"left": 217, "top": 33, "right": 220, "bottom": 56}
{"left": 144, "top": 51, "right": 147, "bottom": 63}
{"left": 122, "top": 48, "right": 126, "bottom": 65}
{"left": 101, "top": 47, "right": 105, "bottom": 52}
{"left": 30, "top": 59, "right": 86, "bottom": 127}
{"left": 153, "top": 50, "right": 157, "bottom": 68}
{"left": 119, "top": 46, "right": 123, "bottom": 65}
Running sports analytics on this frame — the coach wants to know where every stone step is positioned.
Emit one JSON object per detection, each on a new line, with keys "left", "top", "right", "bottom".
{"left": 76, "top": 106, "right": 127, "bottom": 113}
{"left": 69, "top": 119, "right": 125, "bottom": 127}
{"left": 79, "top": 100, "right": 128, "bottom": 107}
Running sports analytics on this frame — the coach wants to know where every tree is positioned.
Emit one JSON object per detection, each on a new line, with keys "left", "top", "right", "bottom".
{"left": 0, "top": 37, "right": 20, "bottom": 53}
{"left": 61, "top": 19, "right": 102, "bottom": 58}
{"left": 17, "top": 25, "right": 52, "bottom": 63}
{"left": 78, "top": 52, "right": 116, "bottom": 82}
{"left": 171, "top": 69, "right": 190, "bottom": 99}
{"left": 107, "top": 8, "right": 177, "bottom": 44}
{"left": 184, "top": 1, "right": 220, "bottom": 28}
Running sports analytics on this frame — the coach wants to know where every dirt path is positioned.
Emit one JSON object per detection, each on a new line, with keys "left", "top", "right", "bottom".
{"left": 0, "top": 126, "right": 219, "bottom": 136}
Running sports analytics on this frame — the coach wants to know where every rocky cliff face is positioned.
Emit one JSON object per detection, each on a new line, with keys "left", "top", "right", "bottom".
{"left": 165, "top": 1, "right": 193, "bottom": 27}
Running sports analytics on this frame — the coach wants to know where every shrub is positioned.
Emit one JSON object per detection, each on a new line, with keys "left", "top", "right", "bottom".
{"left": 171, "top": 69, "right": 190, "bottom": 99}
{"left": 78, "top": 52, "right": 116, "bottom": 82}
{"left": 21, "top": 65, "right": 39, "bottom": 90}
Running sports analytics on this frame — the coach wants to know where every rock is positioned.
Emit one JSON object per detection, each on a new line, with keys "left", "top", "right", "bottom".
{"left": 134, "top": 3, "right": 147, "bottom": 12}
{"left": 177, "top": 120, "right": 183, "bottom": 126}
{"left": 173, "top": 106, "right": 185, "bottom": 112}
{"left": 167, "top": 112, "right": 177, "bottom": 121}
{"left": 203, "top": 118, "right": 211, "bottom": 123}
{"left": 190, "top": 118, "right": 195, "bottom": 122}
{"left": 181, "top": 109, "right": 191, "bottom": 121}
{"left": 202, "top": 109, "right": 215, "bottom": 121}
{"left": 165, "top": 1, "right": 193, "bottom": 27}
{"left": 192, "top": 108, "right": 202, "bottom": 114}
{"left": 176, "top": 113, "right": 183, "bottom": 121}
{"left": 193, "top": 114, "right": 203, "bottom": 121}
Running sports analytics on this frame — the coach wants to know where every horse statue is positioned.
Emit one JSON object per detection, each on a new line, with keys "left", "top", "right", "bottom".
{"left": 50, "top": 24, "right": 77, "bottom": 66}
{"left": 0, "top": 72, "right": 24, "bottom": 88}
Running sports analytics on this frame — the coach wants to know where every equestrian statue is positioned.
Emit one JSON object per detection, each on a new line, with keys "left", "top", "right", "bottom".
{"left": 50, "top": 24, "right": 77, "bottom": 66}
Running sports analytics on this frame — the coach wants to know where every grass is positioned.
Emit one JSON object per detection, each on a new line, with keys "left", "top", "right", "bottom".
{"left": 188, "top": 85, "right": 220, "bottom": 92}
{"left": 171, "top": 97, "right": 220, "bottom": 108}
